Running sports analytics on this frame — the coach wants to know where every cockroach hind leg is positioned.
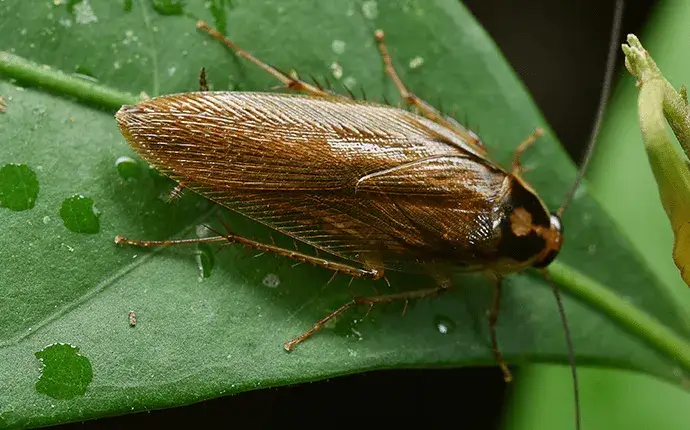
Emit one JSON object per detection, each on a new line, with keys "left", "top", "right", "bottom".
{"left": 195, "top": 20, "right": 344, "bottom": 100}
{"left": 488, "top": 276, "right": 513, "bottom": 383}
{"left": 283, "top": 283, "right": 449, "bottom": 352}
{"left": 511, "top": 128, "right": 544, "bottom": 177}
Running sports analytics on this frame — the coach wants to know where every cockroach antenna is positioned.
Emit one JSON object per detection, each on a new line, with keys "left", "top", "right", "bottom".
{"left": 558, "top": 0, "right": 624, "bottom": 217}
{"left": 551, "top": 2, "right": 625, "bottom": 429}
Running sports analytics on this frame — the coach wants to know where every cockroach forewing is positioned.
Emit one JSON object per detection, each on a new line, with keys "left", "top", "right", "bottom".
{"left": 116, "top": 91, "right": 524, "bottom": 273}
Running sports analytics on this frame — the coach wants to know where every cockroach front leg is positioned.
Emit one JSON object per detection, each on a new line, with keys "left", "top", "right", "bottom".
{"left": 196, "top": 20, "right": 347, "bottom": 100}
{"left": 511, "top": 128, "right": 544, "bottom": 177}
{"left": 284, "top": 279, "right": 451, "bottom": 351}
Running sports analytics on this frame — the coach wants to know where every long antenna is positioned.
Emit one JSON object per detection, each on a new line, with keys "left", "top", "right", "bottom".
{"left": 557, "top": 0, "right": 625, "bottom": 216}
{"left": 541, "top": 269, "right": 581, "bottom": 430}
{"left": 550, "top": 3, "right": 625, "bottom": 429}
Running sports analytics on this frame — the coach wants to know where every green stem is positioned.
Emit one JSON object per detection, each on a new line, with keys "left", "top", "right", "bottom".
{"left": 549, "top": 261, "right": 690, "bottom": 374}
{"left": 0, "top": 51, "right": 139, "bottom": 110}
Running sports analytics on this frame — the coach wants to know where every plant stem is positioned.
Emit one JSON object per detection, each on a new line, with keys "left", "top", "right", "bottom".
{"left": 0, "top": 51, "right": 139, "bottom": 111}
{"left": 549, "top": 261, "right": 690, "bottom": 376}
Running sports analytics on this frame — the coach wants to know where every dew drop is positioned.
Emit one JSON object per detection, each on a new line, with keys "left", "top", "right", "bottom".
{"left": 195, "top": 223, "right": 213, "bottom": 238}
{"left": 150, "top": 0, "right": 185, "bottom": 15}
{"left": 74, "top": 65, "right": 98, "bottom": 82}
{"left": 361, "top": 0, "right": 379, "bottom": 19}
{"left": 122, "top": 29, "right": 138, "bottom": 45}
{"left": 434, "top": 315, "right": 456, "bottom": 335}
{"left": 115, "top": 156, "right": 139, "bottom": 180}
{"left": 262, "top": 273, "right": 280, "bottom": 288}
{"left": 331, "top": 39, "right": 346, "bottom": 55}
{"left": 408, "top": 56, "right": 424, "bottom": 69}
{"left": 42, "top": 215, "right": 51, "bottom": 224}
{"left": 195, "top": 243, "right": 214, "bottom": 279}
{"left": 342, "top": 76, "right": 357, "bottom": 91}
{"left": 32, "top": 105, "right": 47, "bottom": 116}
{"left": 0, "top": 163, "right": 40, "bottom": 211}
{"left": 59, "top": 194, "right": 101, "bottom": 234}
{"left": 334, "top": 315, "right": 365, "bottom": 341}
{"left": 330, "top": 61, "right": 343, "bottom": 80}
{"left": 73, "top": 0, "right": 98, "bottom": 24}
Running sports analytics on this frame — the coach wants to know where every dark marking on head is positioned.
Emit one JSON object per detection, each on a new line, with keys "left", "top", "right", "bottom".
{"left": 498, "top": 216, "right": 546, "bottom": 262}
{"left": 508, "top": 178, "right": 550, "bottom": 227}
{"left": 532, "top": 213, "right": 564, "bottom": 268}
{"left": 497, "top": 178, "right": 553, "bottom": 262}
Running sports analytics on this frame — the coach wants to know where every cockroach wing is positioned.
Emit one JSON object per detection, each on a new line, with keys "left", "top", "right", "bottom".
{"left": 355, "top": 155, "right": 504, "bottom": 196}
{"left": 117, "top": 92, "right": 511, "bottom": 272}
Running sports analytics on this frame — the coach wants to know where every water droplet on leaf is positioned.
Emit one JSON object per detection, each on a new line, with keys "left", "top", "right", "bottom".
{"left": 196, "top": 243, "right": 214, "bottom": 279}
{"left": 59, "top": 194, "right": 100, "bottom": 234}
{"left": 0, "top": 163, "right": 39, "bottom": 211}
{"left": 434, "top": 315, "right": 456, "bottom": 335}
{"left": 115, "top": 156, "right": 139, "bottom": 180}
{"left": 150, "top": 0, "right": 184, "bottom": 15}
{"left": 262, "top": 273, "right": 280, "bottom": 288}
{"left": 35, "top": 343, "right": 93, "bottom": 400}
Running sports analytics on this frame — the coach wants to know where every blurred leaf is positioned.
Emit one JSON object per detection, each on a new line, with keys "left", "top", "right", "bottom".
{"left": 2, "top": 0, "right": 690, "bottom": 427}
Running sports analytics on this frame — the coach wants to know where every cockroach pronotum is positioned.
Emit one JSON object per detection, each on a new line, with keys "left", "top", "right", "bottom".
{"left": 114, "top": 3, "right": 624, "bottom": 428}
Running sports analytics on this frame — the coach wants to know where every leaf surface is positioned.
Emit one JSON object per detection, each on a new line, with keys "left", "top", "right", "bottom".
{"left": 1, "top": 0, "right": 689, "bottom": 427}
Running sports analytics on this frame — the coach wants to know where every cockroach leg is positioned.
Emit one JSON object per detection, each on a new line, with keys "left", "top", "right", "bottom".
{"left": 284, "top": 283, "right": 450, "bottom": 351}
{"left": 199, "top": 67, "right": 209, "bottom": 91}
{"left": 488, "top": 277, "right": 513, "bottom": 383}
{"left": 373, "top": 30, "right": 482, "bottom": 148}
{"left": 511, "top": 128, "right": 544, "bottom": 176}
{"left": 115, "top": 235, "right": 229, "bottom": 247}
{"left": 116, "top": 225, "right": 382, "bottom": 281}
{"left": 167, "top": 181, "right": 188, "bottom": 201}
{"left": 195, "top": 20, "right": 345, "bottom": 100}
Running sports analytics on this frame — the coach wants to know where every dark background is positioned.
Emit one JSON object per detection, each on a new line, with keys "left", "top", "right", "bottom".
{"left": 56, "top": 1, "right": 655, "bottom": 428}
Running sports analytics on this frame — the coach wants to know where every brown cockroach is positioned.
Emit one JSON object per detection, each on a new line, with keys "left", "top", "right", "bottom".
{"left": 114, "top": 4, "right": 624, "bottom": 428}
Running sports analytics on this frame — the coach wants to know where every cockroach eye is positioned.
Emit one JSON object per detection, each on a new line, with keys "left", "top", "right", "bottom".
{"left": 532, "top": 213, "right": 563, "bottom": 268}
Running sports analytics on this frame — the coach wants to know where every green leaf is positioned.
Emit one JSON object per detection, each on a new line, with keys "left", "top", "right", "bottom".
{"left": 1, "top": 0, "right": 689, "bottom": 427}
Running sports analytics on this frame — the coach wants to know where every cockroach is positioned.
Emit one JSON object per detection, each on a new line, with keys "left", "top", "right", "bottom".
{"left": 114, "top": 4, "right": 624, "bottom": 428}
